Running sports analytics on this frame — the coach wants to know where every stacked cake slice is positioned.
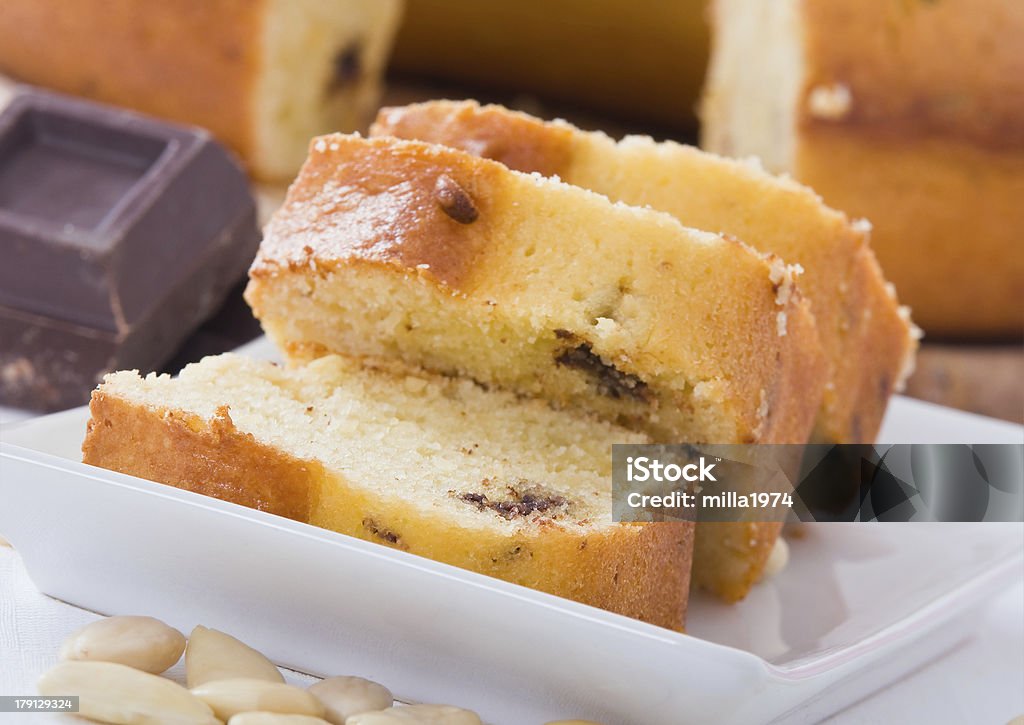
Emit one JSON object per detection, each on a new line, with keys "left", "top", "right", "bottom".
{"left": 83, "top": 103, "right": 912, "bottom": 626}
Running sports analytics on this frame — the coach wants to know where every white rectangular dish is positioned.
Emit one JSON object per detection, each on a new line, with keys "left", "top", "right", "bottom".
{"left": 1, "top": 379, "right": 1021, "bottom": 724}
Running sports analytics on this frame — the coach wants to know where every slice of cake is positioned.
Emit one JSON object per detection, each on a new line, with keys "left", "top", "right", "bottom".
{"left": 82, "top": 353, "right": 693, "bottom": 631}
{"left": 370, "top": 99, "right": 918, "bottom": 445}
{"left": 244, "top": 133, "right": 828, "bottom": 601}
{"left": 700, "top": 0, "right": 1023, "bottom": 336}
{"left": 246, "top": 133, "right": 825, "bottom": 447}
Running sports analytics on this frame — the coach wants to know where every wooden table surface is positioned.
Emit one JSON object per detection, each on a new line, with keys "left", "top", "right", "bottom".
{"left": 902, "top": 342, "right": 1022, "bottom": 424}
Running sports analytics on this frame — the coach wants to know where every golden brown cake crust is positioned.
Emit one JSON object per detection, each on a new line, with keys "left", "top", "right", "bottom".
{"left": 800, "top": 0, "right": 1024, "bottom": 151}
{"left": 373, "top": 102, "right": 576, "bottom": 178}
{"left": 83, "top": 392, "right": 317, "bottom": 522}
{"left": 251, "top": 136, "right": 508, "bottom": 292}
{"left": 797, "top": 122, "right": 1024, "bottom": 338}
{"left": 794, "top": 0, "right": 1024, "bottom": 336}
{"left": 0, "top": 0, "right": 260, "bottom": 169}
{"left": 372, "top": 100, "right": 915, "bottom": 441}
{"left": 82, "top": 388, "right": 693, "bottom": 630}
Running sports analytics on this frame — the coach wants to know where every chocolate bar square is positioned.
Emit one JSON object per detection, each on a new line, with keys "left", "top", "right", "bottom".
{"left": 0, "top": 89, "right": 260, "bottom": 410}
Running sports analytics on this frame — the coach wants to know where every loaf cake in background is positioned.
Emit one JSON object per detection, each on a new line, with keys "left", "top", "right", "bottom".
{"left": 0, "top": 0, "right": 404, "bottom": 181}
{"left": 371, "top": 100, "right": 919, "bottom": 445}
{"left": 701, "top": 0, "right": 1024, "bottom": 337}
{"left": 82, "top": 353, "right": 694, "bottom": 631}
{"left": 245, "top": 133, "right": 828, "bottom": 601}
{"left": 389, "top": 0, "right": 708, "bottom": 129}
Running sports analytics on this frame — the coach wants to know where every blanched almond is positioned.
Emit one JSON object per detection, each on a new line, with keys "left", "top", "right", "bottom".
{"left": 38, "top": 660, "right": 218, "bottom": 725}
{"left": 59, "top": 615, "right": 185, "bottom": 674}
{"left": 346, "top": 705, "right": 482, "bottom": 724}
{"left": 186, "top": 625, "right": 285, "bottom": 687}
{"left": 192, "top": 678, "right": 325, "bottom": 721}
{"left": 228, "top": 714, "right": 332, "bottom": 725}
{"left": 308, "top": 675, "right": 393, "bottom": 724}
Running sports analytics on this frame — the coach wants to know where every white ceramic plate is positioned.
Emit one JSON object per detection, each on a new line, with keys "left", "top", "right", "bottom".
{"left": 1, "top": 344, "right": 1021, "bottom": 724}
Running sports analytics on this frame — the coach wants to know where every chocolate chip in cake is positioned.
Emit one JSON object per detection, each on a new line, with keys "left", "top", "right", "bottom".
{"left": 554, "top": 334, "right": 649, "bottom": 402}
{"left": 435, "top": 174, "right": 479, "bottom": 224}
{"left": 460, "top": 492, "right": 487, "bottom": 506}
{"left": 458, "top": 482, "right": 569, "bottom": 521}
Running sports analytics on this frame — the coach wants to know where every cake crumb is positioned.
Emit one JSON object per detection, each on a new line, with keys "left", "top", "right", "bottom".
{"left": 852, "top": 218, "right": 873, "bottom": 235}
{"left": 768, "top": 258, "right": 804, "bottom": 311}
{"left": 593, "top": 317, "right": 618, "bottom": 336}
{"left": 754, "top": 389, "right": 770, "bottom": 438}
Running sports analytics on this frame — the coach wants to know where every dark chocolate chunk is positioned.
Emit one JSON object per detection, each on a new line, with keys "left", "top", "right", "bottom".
{"left": 434, "top": 173, "right": 478, "bottom": 224}
{"left": 554, "top": 332, "right": 649, "bottom": 402}
{"left": 458, "top": 482, "right": 570, "bottom": 520}
{"left": 0, "top": 88, "right": 259, "bottom": 410}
